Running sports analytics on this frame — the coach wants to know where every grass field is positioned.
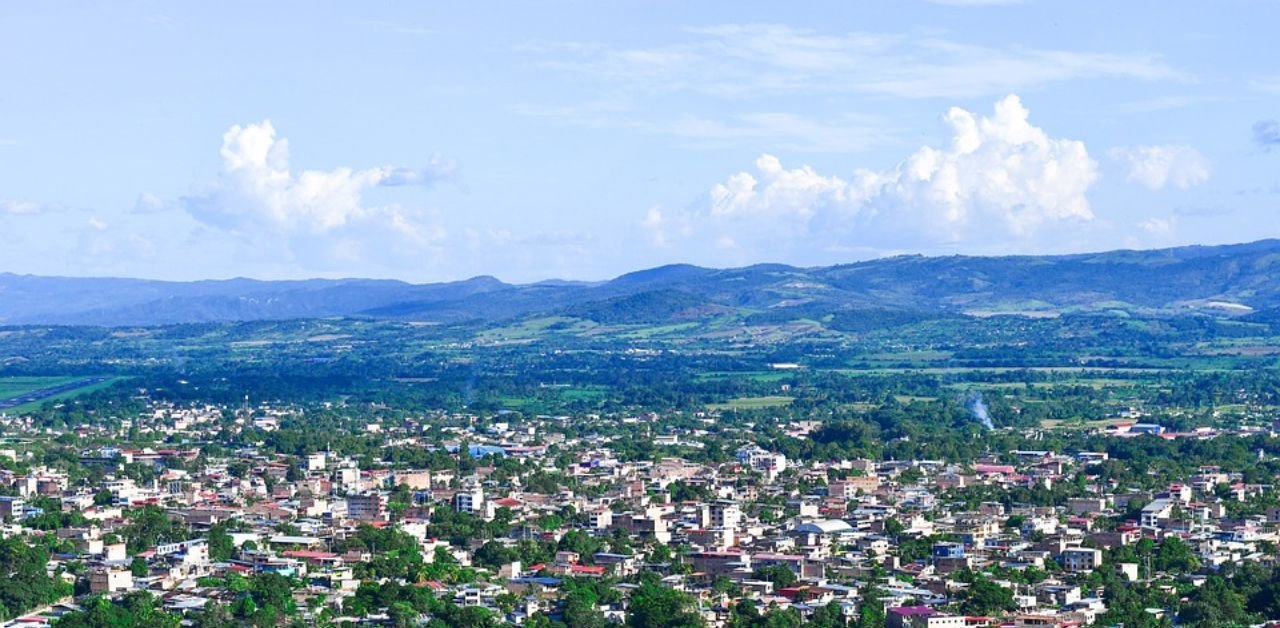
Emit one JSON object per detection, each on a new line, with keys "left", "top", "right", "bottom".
{"left": 0, "top": 376, "right": 126, "bottom": 414}
{"left": 1039, "top": 417, "right": 1133, "bottom": 429}
{"left": 500, "top": 385, "right": 610, "bottom": 409}
{"left": 0, "top": 376, "right": 82, "bottom": 399}
{"left": 708, "top": 396, "right": 795, "bottom": 411}
{"left": 694, "top": 371, "right": 796, "bottom": 383}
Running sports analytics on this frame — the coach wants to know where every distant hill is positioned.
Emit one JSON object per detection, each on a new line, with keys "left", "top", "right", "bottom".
{"left": 2, "top": 239, "right": 1279, "bottom": 326}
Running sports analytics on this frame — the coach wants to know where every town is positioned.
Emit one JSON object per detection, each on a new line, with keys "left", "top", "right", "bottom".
{"left": 1, "top": 384, "right": 1279, "bottom": 628}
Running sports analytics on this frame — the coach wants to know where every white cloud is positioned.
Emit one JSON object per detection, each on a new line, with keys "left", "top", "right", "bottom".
{"left": 1110, "top": 144, "right": 1210, "bottom": 190}
{"left": 710, "top": 154, "right": 878, "bottom": 220}
{"left": 537, "top": 23, "right": 1184, "bottom": 100}
{"left": 154, "top": 120, "right": 458, "bottom": 275}
{"left": 704, "top": 95, "right": 1098, "bottom": 252}
{"left": 518, "top": 100, "right": 887, "bottom": 152}
{"left": 1138, "top": 217, "right": 1175, "bottom": 236}
{"left": 1249, "top": 76, "right": 1280, "bottom": 94}
{"left": 657, "top": 112, "right": 887, "bottom": 152}
{"left": 927, "top": 0, "right": 1021, "bottom": 5}
{"left": 0, "top": 199, "right": 49, "bottom": 215}
{"left": 640, "top": 206, "right": 697, "bottom": 249}
{"left": 132, "top": 192, "right": 172, "bottom": 214}
{"left": 1113, "top": 95, "right": 1225, "bottom": 113}
{"left": 642, "top": 207, "right": 666, "bottom": 246}
{"left": 181, "top": 120, "right": 452, "bottom": 235}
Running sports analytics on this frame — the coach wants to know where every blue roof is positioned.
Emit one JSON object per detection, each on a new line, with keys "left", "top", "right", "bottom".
{"left": 509, "top": 577, "right": 562, "bottom": 586}
{"left": 469, "top": 445, "right": 507, "bottom": 458}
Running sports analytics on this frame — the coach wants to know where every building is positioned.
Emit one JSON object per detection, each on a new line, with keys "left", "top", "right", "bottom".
{"left": 736, "top": 446, "right": 788, "bottom": 479}
{"left": 345, "top": 494, "right": 386, "bottom": 521}
{"left": 1067, "top": 498, "right": 1108, "bottom": 516}
{"left": 1141, "top": 499, "right": 1174, "bottom": 528}
{"left": 394, "top": 470, "right": 431, "bottom": 490}
{"left": 1060, "top": 547, "right": 1103, "bottom": 573}
{"left": 1129, "top": 424, "right": 1166, "bottom": 435}
{"left": 89, "top": 567, "right": 134, "bottom": 594}
{"left": 709, "top": 500, "right": 742, "bottom": 530}
{"left": 0, "top": 496, "right": 24, "bottom": 520}
{"left": 888, "top": 607, "right": 966, "bottom": 628}
{"left": 454, "top": 486, "right": 484, "bottom": 514}
{"left": 686, "top": 551, "right": 750, "bottom": 576}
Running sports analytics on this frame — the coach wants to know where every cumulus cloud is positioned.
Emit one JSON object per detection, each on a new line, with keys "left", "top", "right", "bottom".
{"left": 171, "top": 120, "right": 453, "bottom": 271}
{"left": 1110, "top": 144, "right": 1210, "bottom": 190}
{"left": 181, "top": 120, "right": 452, "bottom": 234}
{"left": 703, "top": 95, "right": 1097, "bottom": 252}
{"left": 1254, "top": 120, "right": 1280, "bottom": 150}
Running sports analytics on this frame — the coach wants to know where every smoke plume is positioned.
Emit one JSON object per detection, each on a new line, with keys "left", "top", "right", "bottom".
{"left": 966, "top": 391, "right": 994, "bottom": 430}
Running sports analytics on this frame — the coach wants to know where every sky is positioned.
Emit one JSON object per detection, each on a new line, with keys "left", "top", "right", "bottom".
{"left": 1, "top": 0, "right": 1278, "bottom": 283}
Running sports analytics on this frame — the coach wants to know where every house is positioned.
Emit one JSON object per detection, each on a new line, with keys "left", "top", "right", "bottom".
{"left": 888, "top": 607, "right": 966, "bottom": 628}
{"left": 89, "top": 567, "right": 134, "bottom": 594}
{"left": 1060, "top": 548, "right": 1103, "bottom": 573}
{"left": 1141, "top": 500, "right": 1174, "bottom": 528}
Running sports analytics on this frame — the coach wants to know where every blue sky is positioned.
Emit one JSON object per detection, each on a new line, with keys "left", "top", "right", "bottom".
{"left": 1, "top": 0, "right": 1278, "bottom": 282}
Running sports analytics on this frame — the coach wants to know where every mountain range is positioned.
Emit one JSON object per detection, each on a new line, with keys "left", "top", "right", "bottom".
{"left": 3, "top": 239, "right": 1280, "bottom": 327}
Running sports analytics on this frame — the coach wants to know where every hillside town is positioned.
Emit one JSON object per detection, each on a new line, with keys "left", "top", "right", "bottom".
{"left": 1, "top": 397, "right": 1278, "bottom": 627}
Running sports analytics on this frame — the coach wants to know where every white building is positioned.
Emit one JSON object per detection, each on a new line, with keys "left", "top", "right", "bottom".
{"left": 454, "top": 486, "right": 485, "bottom": 514}
{"left": 1141, "top": 499, "right": 1174, "bottom": 528}
{"left": 89, "top": 567, "right": 134, "bottom": 594}
{"left": 736, "top": 446, "right": 788, "bottom": 479}
{"left": 709, "top": 500, "right": 742, "bottom": 530}
{"left": 1060, "top": 547, "right": 1104, "bottom": 573}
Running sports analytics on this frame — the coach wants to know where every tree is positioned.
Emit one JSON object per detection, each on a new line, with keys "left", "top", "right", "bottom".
{"left": 207, "top": 522, "right": 235, "bottom": 562}
{"left": 626, "top": 577, "right": 703, "bottom": 628}
{"left": 0, "top": 535, "right": 73, "bottom": 621}
{"left": 856, "top": 584, "right": 885, "bottom": 628}
{"left": 1153, "top": 535, "right": 1200, "bottom": 573}
{"left": 564, "top": 596, "right": 609, "bottom": 628}
{"left": 248, "top": 572, "right": 297, "bottom": 616}
{"left": 474, "top": 541, "right": 518, "bottom": 570}
{"left": 731, "top": 599, "right": 763, "bottom": 628}
{"left": 120, "top": 506, "right": 190, "bottom": 553}
{"left": 1181, "top": 576, "right": 1252, "bottom": 626}
{"left": 955, "top": 578, "right": 1015, "bottom": 616}
{"left": 93, "top": 489, "right": 115, "bottom": 506}
{"left": 755, "top": 564, "right": 798, "bottom": 589}
{"left": 54, "top": 592, "right": 179, "bottom": 628}
{"left": 389, "top": 601, "right": 421, "bottom": 628}
{"left": 187, "top": 603, "right": 233, "bottom": 628}
{"left": 810, "top": 602, "right": 849, "bottom": 628}
{"left": 130, "top": 556, "right": 149, "bottom": 577}
{"left": 758, "top": 608, "right": 804, "bottom": 628}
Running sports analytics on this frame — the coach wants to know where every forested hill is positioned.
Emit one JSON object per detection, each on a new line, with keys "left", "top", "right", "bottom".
{"left": 3, "top": 239, "right": 1280, "bottom": 326}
